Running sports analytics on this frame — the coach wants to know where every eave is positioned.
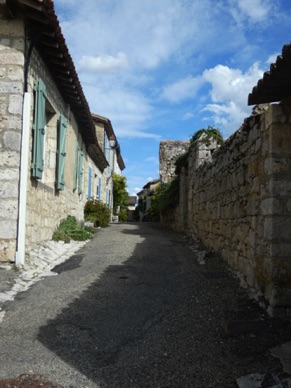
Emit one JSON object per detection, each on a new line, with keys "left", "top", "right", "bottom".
{"left": 8, "top": 0, "right": 108, "bottom": 171}
{"left": 248, "top": 44, "right": 291, "bottom": 105}
{"left": 92, "top": 113, "right": 126, "bottom": 171}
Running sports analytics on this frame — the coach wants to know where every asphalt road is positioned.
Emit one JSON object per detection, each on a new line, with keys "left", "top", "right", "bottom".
{"left": 0, "top": 222, "right": 290, "bottom": 388}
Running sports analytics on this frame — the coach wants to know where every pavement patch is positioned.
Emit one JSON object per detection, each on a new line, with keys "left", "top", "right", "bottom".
{"left": 52, "top": 254, "right": 84, "bottom": 274}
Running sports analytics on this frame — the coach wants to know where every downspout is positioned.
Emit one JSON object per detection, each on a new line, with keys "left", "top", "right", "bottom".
{"left": 15, "top": 33, "right": 40, "bottom": 265}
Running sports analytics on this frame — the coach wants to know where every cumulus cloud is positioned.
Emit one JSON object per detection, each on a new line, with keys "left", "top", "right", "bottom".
{"left": 202, "top": 62, "right": 264, "bottom": 134}
{"left": 161, "top": 76, "right": 204, "bottom": 103}
{"left": 78, "top": 53, "right": 129, "bottom": 73}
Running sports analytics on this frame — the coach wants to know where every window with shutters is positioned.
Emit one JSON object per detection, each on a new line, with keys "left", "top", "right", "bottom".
{"left": 73, "top": 144, "right": 84, "bottom": 195}
{"left": 31, "top": 77, "right": 46, "bottom": 179}
{"left": 87, "top": 166, "right": 92, "bottom": 199}
{"left": 55, "top": 114, "right": 67, "bottom": 190}
{"left": 31, "top": 76, "right": 56, "bottom": 183}
{"left": 98, "top": 177, "right": 101, "bottom": 200}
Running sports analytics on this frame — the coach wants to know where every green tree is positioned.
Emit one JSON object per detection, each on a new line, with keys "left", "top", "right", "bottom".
{"left": 112, "top": 173, "right": 129, "bottom": 221}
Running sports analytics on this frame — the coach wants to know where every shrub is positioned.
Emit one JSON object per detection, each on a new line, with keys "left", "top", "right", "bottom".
{"left": 84, "top": 199, "right": 111, "bottom": 227}
{"left": 52, "top": 215, "right": 95, "bottom": 242}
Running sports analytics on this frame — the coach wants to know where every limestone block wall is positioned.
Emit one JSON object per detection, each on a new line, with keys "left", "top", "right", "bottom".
{"left": 0, "top": 15, "right": 24, "bottom": 261}
{"left": 162, "top": 103, "right": 291, "bottom": 317}
{"left": 0, "top": 16, "right": 106, "bottom": 262}
{"left": 159, "top": 140, "right": 189, "bottom": 184}
{"left": 24, "top": 51, "right": 103, "bottom": 255}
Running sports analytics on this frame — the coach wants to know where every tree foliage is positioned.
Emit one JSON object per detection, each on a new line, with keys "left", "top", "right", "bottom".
{"left": 112, "top": 173, "right": 128, "bottom": 221}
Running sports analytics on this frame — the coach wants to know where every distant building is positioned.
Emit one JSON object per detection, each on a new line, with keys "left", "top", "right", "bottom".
{"left": 127, "top": 196, "right": 137, "bottom": 221}
{"left": 137, "top": 179, "right": 160, "bottom": 221}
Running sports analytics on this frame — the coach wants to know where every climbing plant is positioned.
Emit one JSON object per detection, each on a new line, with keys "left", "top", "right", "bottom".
{"left": 158, "top": 178, "right": 180, "bottom": 213}
{"left": 175, "top": 150, "right": 190, "bottom": 175}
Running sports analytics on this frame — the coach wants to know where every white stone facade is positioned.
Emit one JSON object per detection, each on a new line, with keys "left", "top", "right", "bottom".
{"left": 0, "top": 4, "right": 123, "bottom": 263}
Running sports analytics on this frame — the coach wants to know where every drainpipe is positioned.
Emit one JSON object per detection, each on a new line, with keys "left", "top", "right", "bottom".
{"left": 15, "top": 92, "right": 31, "bottom": 265}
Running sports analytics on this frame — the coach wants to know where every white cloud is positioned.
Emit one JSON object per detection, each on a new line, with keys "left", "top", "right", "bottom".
{"left": 84, "top": 83, "right": 161, "bottom": 139}
{"left": 203, "top": 62, "right": 263, "bottom": 105}
{"left": 228, "top": 0, "right": 274, "bottom": 24}
{"left": 266, "top": 53, "right": 279, "bottom": 66}
{"left": 78, "top": 53, "right": 129, "bottom": 73}
{"left": 161, "top": 76, "right": 204, "bottom": 103}
{"left": 202, "top": 62, "right": 264, "bottom": 134}
{"left": 236, "top": 0, "right": 272, "bottom": 22}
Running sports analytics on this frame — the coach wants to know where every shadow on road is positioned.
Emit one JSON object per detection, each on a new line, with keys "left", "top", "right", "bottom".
{"left": 37, "top": 223, "right": 291, "bottom": 387}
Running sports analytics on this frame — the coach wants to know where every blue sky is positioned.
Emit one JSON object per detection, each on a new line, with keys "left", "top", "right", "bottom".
{"left": 54, "top": 0, "right": 291, "bottom": 195}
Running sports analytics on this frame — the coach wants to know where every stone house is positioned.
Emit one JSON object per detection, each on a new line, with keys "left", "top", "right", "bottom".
{"left": 0, "top": 0, "right": 123, "bottom": 264}
{"left": 92, "top": 114, "right": 125, "bottom": 211}
{"left": 127, "top": 196, "right": 137, "bottom": 221}
{"left": 137, "top": 179, "right": 160, "bottom": 220}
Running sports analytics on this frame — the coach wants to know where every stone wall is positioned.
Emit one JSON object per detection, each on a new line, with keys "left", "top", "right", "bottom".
{"left": 159, "top": 140, "right": 189, "bottom": 183}
{"left": 0, "top": 15, "right": 24, "bottom": 261}
{"left": 161, "top": 103, "right": 291, "bottom": 318}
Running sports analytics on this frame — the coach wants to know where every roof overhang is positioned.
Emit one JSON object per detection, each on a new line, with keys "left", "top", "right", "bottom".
{"left": 6, "top": 0, "right": 108, "bottom": 171}
{"left": 92, "top": 113, "right": 126, "bottom": 171}
{"left": 248, "top": 44, "right": 291, "bottom": 105}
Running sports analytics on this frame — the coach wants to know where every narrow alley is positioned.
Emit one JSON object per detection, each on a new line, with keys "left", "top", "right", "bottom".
{"left": 0, "top": 223, "right": 290, "bottom": 388}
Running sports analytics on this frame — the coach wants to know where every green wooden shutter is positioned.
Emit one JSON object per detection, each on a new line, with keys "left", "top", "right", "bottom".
{"left": 98, "top": 177, "right": 101, "bottom": 200}
{"left": 32, "top": 77, "right": 46, "bottom": 179}
{"left": 87, "top": 167, "right": 92, "bottom": 199}
{"left": 78, "top": 150, "right": 84, "bottom": 195}
{"left": 56, "top": 114, "right": 67, "bottom": 190}
{"left": 73, "top": 144, "right": 79, "bottom": 190}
